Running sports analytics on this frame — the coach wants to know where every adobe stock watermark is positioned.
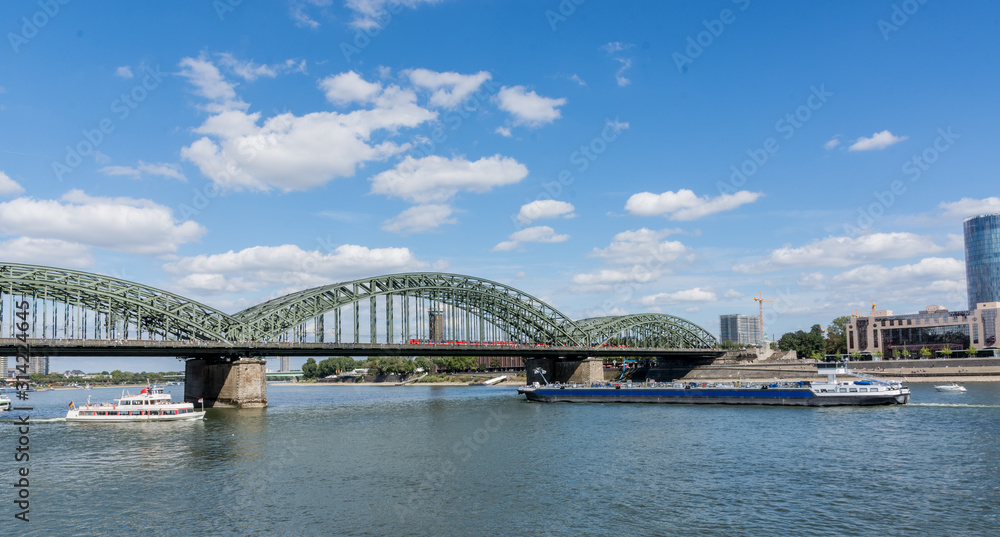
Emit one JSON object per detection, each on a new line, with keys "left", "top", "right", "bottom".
{"left": 878, "top": 0, "right": 929, "bottom": 41}
{"left": 213, "top": 0, "right": 244, "bottom": 21}
{"left": 7, "top": 0, "right": 72, "bottom": 53}
{"left": 717, "top": 84, "right": 833, "bottom": 195}
{"left": 340, "top": 0, "right": 411, "bottom": 62}
{"left": 511, "top": 117, "right": 628, "bottom": 231}
{"left": 544, "top": 0, "right": 586, "bottom": 31}
{"left": 672, "top": 0, "right": 750, "bottom": 73}
{"left": 11, "top": 298, "right": 33, "bottom": 523}
{"left": 52, "top": 65, "right": 166, "bottom": 182}
{"left": 844, "top": 126, "right": 958, "bottom": 237}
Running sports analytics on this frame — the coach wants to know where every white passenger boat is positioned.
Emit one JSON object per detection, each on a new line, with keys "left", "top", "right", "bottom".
{"left": 934, "top": 383, "right": 967, "bottom": 392}
{"left": 0, "top": 394, "right": 10, "bottom": 411}
{"left": 65, "top": 385, "right": 205, "bottom": 422}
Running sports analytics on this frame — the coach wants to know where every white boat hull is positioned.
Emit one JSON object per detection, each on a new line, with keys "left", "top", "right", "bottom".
{"left": 66, "top": 411, "right": 206, "bottom": 422}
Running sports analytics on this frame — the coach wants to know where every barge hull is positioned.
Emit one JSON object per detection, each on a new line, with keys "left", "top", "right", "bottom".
{"left": 522, "top": 388, "right": 906, "bottom": 406}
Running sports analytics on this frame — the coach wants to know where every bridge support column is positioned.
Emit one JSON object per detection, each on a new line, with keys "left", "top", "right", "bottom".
{"left": 525, "top": 357, "right": 603, "bottom": 385}
{"left": 184, "top": 357, "right": 267, "bottom": 408}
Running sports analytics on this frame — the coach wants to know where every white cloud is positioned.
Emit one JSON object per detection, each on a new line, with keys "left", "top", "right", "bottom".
{"left": 370, "top": 154, "right": 528, "bottom": 204}
{"left": 492, "top": 226, "right": 569, "bottom": 251}
{"left": 115, "top": 66, "right": 134, "bottom": 79}
{"left": 939, "top": 197, "right": 1000, "bottom": 219}
{"left": 625, "top": 189, "right": 762, "bottom": 220}
{"left": 569, "top": 74, "right": 586, "bottom": 86}
{"left": 823, "top": 136, "right": 841, "bottom": 150}
{"left": 178, "top": 55, "right": 248, "bottom": 113}
{"left": 797, "top": 272, "right": 826, "bottom": 290}
{"left": 382, "top": 204, "right": 457, "bottom": 234}
{"left": 723, "top": 289, "right": 744, "bottom": 299}
{"left": 164, "top": 243, "right": 426, "bottom": 293}
{"left": 733, "top": 232, "right": 951, "bottom": 273}
{"left": 405, "top": 68, "right": 491, "bottom": 108}
{"left": 99, "top": 161, "right": 186, "bottom": 181}
{"left": 0, "top": 171, "right": 24, "bottom": 196}
{"left": 637, "top": 287, "right": 717, "bottom": 306}
{"left": 495, "top": 126, "right": 512, "bottom": 137}
{"left": 570, "top": 267, "right": 662, "bottom": 288}
{"left": 0, "top": 237, "right": 94, "bottom": 268}
{"left": 216, "top": 53, "right": 306, "bottom": 81}
{"left": 180, "top": 62, "right": 435, "bottom": 192}
{"left": 516, "top": 200, "right": 575, "bottom": 225}
{"left": 495, "top": 86, "right": 566, "bottom": 127}
{"left": 345, "top": 0, "right": 441, "bottom": 29}
{"left": 0, "top": 190, "right": 205, "bottom": 256}
{"left": 319, "top": 71, "right": 382, "bottom": 105}
{"left": 601, "top": 42, "right": 635, "bottom": 87}
{"left": 588, "top": 228, "right": 687, "bottom": 266}
{"left": 848, "top": 130, "right": 908, "bottom": 151}
{"left": 829, "top": 258, "right": 966, "bottom": 304}
{"left": 289, "top": 0, "right": 329, "bottom": 29}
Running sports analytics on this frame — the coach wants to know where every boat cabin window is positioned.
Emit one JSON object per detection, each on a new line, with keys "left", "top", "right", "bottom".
{"left": 838, "top": 388, "right": 848, "bottom": 393}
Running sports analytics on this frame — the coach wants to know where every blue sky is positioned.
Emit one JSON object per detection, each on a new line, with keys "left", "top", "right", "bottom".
{"left": 2, "top": 0, "right": 999, "bottom": 372}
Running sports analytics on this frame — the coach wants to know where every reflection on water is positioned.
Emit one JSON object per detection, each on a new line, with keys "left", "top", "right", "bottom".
{"left": 6, "top": 383, "right": 1000, "bottom": 536}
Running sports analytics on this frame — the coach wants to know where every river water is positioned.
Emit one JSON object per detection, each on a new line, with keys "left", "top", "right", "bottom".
{"left": 5, "top": 383, "right": 999, "bottom": 536}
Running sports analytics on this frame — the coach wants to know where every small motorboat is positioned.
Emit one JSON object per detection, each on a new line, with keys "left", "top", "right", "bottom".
{"left": 934, "top": 383, "right": 967, "bottom": 392}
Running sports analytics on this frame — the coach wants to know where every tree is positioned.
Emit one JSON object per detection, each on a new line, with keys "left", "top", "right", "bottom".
{"left": 938, "top": 348, "right": 953, "bottom": 357}
{"left": 966, "top": 346, "right": 978, "bottom": 358}
{"left": 777, "top": 324, "right": 825, "bottom": 359}
{"left": 488, "top": 358, "right": 501, "bottom": 369}
{"left": 919, "top": 347, "right": 931, "bottom": 358}
{"left": 825, "top": 316, "right": 850, "bottom": 355}
{"left": 302, "top": 358, "right": 318, "bottom": 379}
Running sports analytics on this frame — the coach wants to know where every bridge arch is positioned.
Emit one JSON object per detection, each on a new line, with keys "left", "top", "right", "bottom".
{"left": 573, "top": 313, "right": 718, "bottom": 348}
{"left": 0, "top": 263, "right": 239, "bottom": 341}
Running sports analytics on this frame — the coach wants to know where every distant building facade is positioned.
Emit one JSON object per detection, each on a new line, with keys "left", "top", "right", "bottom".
{"left": 965, "top": 213, "right": 1000, "bottom": 309}
{"left": 28, "top": 355, "right": 49, "bottom": 375}
{"left": 846, "top": 302, "right": 1000, "bottom": 357}
{"left": 279, "top": 356, "right": 290, "bottom": 372}
{"left": 719, "top": 314, "right": 762, "bottom": 346}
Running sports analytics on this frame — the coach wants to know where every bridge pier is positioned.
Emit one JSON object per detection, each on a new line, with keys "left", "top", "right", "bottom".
{"left": 184, "top": 357, "right": 267, "bottom": 408}
{"left": 525, "top": 357, "right": 603, "bottom": 385}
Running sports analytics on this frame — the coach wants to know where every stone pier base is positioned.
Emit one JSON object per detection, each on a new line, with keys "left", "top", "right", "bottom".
{"left": 525, "top": 357, "right": 603, "bottom": 385}
{"left": 184, "top": 357, "right": 267, "bottom": 408}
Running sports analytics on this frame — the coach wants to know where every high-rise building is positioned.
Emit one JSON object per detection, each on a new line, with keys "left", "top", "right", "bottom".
{"left": 965, "top": 213, "right": 1000, "bottom": 309}
{"left": 0, "top": 356, "right": 7, "bottom": 378}
{"left": 279, "top": 356, "right": 290, "bottom": 372}
{"left": 719, "top": 314, "right": 762, "bottom": 346}
{"left": 28, "top": 355, "right": 48, "bottom": 375}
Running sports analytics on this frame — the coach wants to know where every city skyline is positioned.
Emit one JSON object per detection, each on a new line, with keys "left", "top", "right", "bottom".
{"left": 3, "top": 1, "right": 1000, "bottom": 371}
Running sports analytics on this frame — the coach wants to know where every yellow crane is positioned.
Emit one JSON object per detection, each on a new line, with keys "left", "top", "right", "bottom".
{"left": 753, "top": 292, "right": 775, "bottom": 344}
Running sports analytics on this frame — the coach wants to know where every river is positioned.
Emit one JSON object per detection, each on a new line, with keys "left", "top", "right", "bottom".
{"left": 5, "top": 382, "right": 999, "bottom": 536}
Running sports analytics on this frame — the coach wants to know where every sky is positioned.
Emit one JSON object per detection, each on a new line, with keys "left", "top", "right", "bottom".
{"left": 2, "top": 0, "right": 1000, "bottom": 372}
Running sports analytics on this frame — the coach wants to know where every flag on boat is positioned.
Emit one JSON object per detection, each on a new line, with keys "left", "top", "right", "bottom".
{"left": 68, "top": 401, "right": 74, "bottom": 409}
{"left": 197, "top": 398, "right": 204, "bottom": 403}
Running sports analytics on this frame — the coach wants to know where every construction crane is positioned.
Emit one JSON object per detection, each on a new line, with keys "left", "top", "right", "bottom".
{"left": 753, "top": 292, "right": 775, "bottom": 344}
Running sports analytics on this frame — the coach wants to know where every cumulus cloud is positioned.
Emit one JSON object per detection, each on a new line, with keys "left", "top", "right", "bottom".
{"left": 939, "top": 197, "right": 1000, "bottom": 219}
{"left": 823, "top": 136, "right": 841, "bottom": 150}
{"left": 0, "top": 237, "right": 94, "bottom": 268}
{"left": 733, "top": 232, "right": 950, "bottom": 273}
{"left": 0, "top": 171, "right": 24, "bottom": 196}
{"left": 495, "top": 85, "right": 566, "bottom": 127}
{"left": 180, "top": 61, "right": 435, "bottom": 192}
{"left": 570, "top": 267, "right": 661, "bottom": 288}
{"left": 570, "top": 228, "right": 688, "bottom": 290}
{"left": 115, "top": 66, "right": 134, "bottom": 79}
{"left": 625, "top": 189, "right": 762, "bottom": 220}
{"left": 516, "top": 200, "right": 575, "bottom": 225}
{"left": 637, "top": 287, "right": 717, "bottom": 306}
{"left": 370, "top": 154, "right": 528, "bottom": 204}
{"left": 165, "top": 243, "right": 426, "bottom": 294}
{"left": 848, "top": 130, "right": 908, "bottom": 151}
{"left": 0, "top": 190, "right": 205, "bottom": 256}
{"left": 492, "top": 226, "right": 569, "bottom": 251}
{"left": 405, "top": 68, "right": 491, "bottom": 108}
{"left": 178, "top": 55, "right": 248, "bottom": 113}
{"left": 381, "top": 204, "right": 457, "bottom": 234}
{"left": 319, "top": 70, "right": 382, "bottom": 105}
{"left": 495, "top": 126, "right": 512, "bottom": 137}
{"left": 831, "top": 257, "right": 964, "bottom": 289}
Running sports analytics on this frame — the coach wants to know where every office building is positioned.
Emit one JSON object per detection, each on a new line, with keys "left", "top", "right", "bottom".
{"left": 965, "top": 213, "right": 1000, "bottom": 309}
{"left": 846, "top": 302, "right": 1000, "bottom": 356}
{"left": 719, "top": 314, "right": 762, "bottom": 346}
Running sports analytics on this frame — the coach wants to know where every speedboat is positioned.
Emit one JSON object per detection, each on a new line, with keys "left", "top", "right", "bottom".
{"left": 934, "top": 383, "right": 967, "bottom": 392}
{"left": 65, "top": 385, "right": 206, "bottom": 422}
{"left": 0, "top": 394, "right": 10, "bottom": 411}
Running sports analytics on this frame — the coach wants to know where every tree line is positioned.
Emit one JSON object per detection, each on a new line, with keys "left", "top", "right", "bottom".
{"left": 300, "top": 356, "right": 504, "bottom": 379}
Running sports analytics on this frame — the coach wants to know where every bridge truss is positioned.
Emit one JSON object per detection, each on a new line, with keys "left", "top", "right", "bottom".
{"left": 0, "top": 263, "right": 717, "bottom": 349}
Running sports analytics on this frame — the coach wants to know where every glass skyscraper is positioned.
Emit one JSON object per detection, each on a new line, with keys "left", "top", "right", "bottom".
{"left": 965, "top": 213, "right": 1000, "bottom": 309}
{"left": 719, "top": 314, "right": 762, "bottom": 346}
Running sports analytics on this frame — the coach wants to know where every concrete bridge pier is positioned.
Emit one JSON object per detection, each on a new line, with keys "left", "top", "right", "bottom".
{"left": 184, "top": 357, "right": 267, "bottom": 408}
{"left": 525, "top": 357, "right": 603, "bottom": 385}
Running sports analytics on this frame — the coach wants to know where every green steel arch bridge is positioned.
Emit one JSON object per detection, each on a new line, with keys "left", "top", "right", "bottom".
{"left": 0, "top": 263, "right": 720, "bottom": 406}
